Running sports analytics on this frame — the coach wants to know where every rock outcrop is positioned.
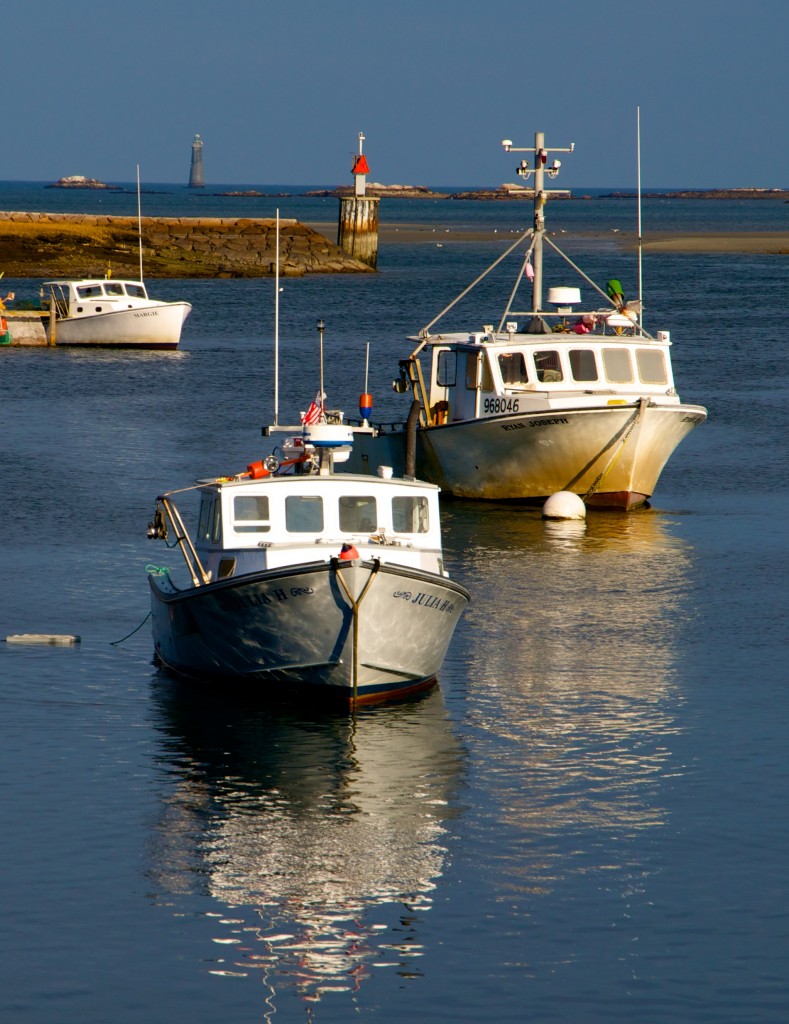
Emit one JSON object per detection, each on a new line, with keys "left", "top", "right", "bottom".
{"left": 46, "top": 175, "right": 112, "bottom": 189}
{"left": 602, "top": 188, "right": 789, "bottom": 200}
{"left": 0, "top": 211, "right": 372, "bottom": 277}
{"left": 305, "top": 183, "right": 449, "bottom": 199}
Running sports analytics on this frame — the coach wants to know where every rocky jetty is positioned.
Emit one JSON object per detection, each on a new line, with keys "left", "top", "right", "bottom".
{"left": 450, "top": 184, "right": 536, "bottom": 200}
{"left": 305, "top": 183, "right": 449, "bottom": 199}
{"left": 602, "top": 188, "right": 789, "bottom": 200}
{"left": 47, "top": 175, "right": 112, "bottom": 189}
{"left": 0, "top": 211, "right": 372, "bottom": 278}
{"left": 304, "top": 182, "right": 574, "bottom": 200}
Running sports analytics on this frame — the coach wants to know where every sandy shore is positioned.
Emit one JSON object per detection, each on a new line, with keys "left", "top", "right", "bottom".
{"left": 306, "top": 222, "right": 789, "bottom": 253}
{"left": 640, "top": 232, "right": 789, "bottom": 253}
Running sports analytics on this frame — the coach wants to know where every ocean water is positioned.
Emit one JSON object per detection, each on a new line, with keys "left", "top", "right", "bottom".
{"left": 1, "top": 184, "right": 788, "bottom": 1023}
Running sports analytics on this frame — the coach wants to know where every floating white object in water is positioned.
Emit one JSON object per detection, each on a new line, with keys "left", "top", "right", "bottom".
{"left": 5, "top": 633, "right": 81, "bottom": 646}
{"left": 542, "top": 491, "right": 586, "bottom": 520}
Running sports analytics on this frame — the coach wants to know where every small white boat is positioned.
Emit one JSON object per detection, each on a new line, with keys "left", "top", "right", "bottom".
{"left": 345, "top": 131, "right": 707, "bottom": 509}
{"left": 42, "top": 278, "right": 191, "bottom": 349}
{"left": 147, "top": 422, "right": 469, "bottom": 706}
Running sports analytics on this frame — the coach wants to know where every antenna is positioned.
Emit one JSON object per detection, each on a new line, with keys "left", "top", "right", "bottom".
{"left": 274, "top": 209, "right": 280, "bottom": 426}
{"left": 136, "top": 164, "right": 144, "bottom": 283}
{"left": 637, "top": 107, "right": 643, "bottom": 327}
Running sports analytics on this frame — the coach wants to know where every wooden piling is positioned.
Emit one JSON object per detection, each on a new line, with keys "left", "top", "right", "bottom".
{"left": 337, "top": 195, "right": 380, "bottom": 270}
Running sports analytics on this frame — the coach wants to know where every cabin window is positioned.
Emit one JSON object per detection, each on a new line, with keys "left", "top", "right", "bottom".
{"left": 233, "top": 494, "right": 270, "bottom": 533}
{"left": 437, "top": 350, "right": 457, "bottom": 387}
{"left": 569, "top": 349, "right": 598, "bottom": 382}
{"left": 339, "top": 495, "right": 377, "bottom": 533}
{"left": 498, "top": 352, "right": 530, "bottom": 385}
{"left": 197, "top": 494, "right": 222, "bottom": 543}
{"left": 104, "top": 282, "right": 125, "bottom": 296}
{"left": 481, "top": 356, "right": 494, "bottom": 391}
{"left": 197, "top": 495, "right": 212, "bottom": 541}
{"left": 392, "top": 495, "right": 429, "bottom": 534}
{"left": 602, "top": 348, "right": 634, "bottom": 383}
{"left": 636, "top": 349, "right": 668, "bottom": 384}
{"left": 465, "top": 354, "right": 494, "bottom": 391}
{"left": 126, "top": 284, "right": 146, "bottom": 298}
{"left": 534, "top": 350, "right": 564, "bottom": 383}
{"left": 285, "top": 495, "right": 324, "bottom": 533}
{"left": 76, "top": 285, "right": 103, "bottom": 299}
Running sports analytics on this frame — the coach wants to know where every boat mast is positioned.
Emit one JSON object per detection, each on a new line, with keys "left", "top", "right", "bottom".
{"left": 532, "top": 131, "right": 546, "bottom": 312}
{"left": 136, "top": 164, "right": 144, "bottom": 283}
{"left": 501, "top": 132, "right": 574, "bottom": 312}
{"left": 274, "top": 209, "right": 280, "bottom": 426}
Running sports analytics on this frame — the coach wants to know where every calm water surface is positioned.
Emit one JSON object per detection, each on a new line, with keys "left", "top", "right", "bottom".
{"left": 1, "top": 187, "right": 787, "bottom": 1023}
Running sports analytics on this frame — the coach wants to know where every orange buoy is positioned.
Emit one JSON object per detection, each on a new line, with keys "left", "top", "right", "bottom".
{"left": 339, "top": 543, "right": 360, "bottom": 560}
{"left": 359, "top": 392, "right": 373, "bottom": 420}
{"left": 246, "top": 461, "right": 270, "bottom": 479}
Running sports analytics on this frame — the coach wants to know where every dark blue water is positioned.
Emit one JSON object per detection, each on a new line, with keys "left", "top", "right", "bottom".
{"left": 4, "top": 178, "right": 789, "bottom": 235}
{"left": 1, "top": 184, "right": 788, "bottom": 1023}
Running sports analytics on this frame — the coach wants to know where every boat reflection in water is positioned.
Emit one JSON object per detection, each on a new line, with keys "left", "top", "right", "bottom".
{"left": 147, "top": 684, "right": 464, "bottom": 1006}
{"left": 441, "top": 504, "right": 695, "bottom": 896}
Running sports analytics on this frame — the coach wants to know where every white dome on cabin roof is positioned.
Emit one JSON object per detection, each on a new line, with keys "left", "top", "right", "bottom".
{"left": 547, "top": 287, "right": 581, "bottom": 305}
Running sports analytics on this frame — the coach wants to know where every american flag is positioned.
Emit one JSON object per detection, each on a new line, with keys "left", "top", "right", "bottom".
{"left": 301, "top": 391, "right": 325, "bottom": 425}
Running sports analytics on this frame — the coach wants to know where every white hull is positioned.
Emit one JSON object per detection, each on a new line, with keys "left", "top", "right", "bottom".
{"left": 47, "top": 301, "right": 191, "bottom": 349}
{"left": 150, "top": 559, "right": 468, "bottom": 705}
{"left": 349, "top": 402, "right": 707, "bottom": 508}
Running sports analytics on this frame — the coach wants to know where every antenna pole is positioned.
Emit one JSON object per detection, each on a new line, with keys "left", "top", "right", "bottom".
{"left": 364, "top": 340, "right": 370, "bottom": 393}
{"left": 136, "top": 164, "right": 144, "bottom": 283}
{"left": 316, "top": 319, "right": 326, "bottom": 421}
{"left": 637, "top": 107, "right": 643, "bottom": 328}
{"left": 274, "top": 209, "right": 280, "bottom": 426}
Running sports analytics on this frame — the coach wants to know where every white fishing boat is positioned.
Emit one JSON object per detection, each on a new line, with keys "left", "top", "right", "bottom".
{"left": 147, "top": 422, "right": 469, "bottom": 706}
{"left": 42, "top": 277, "right": 191, "bottom": 349}
{"left": 42, "top": 167, "right": 190, "bottom": 349}
{"left": 345, "top": 130, "right": 707, "bottom": 509}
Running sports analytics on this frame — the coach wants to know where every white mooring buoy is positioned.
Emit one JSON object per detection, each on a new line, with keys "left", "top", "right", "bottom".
{"left": 542, "top": 491, "right": 587, "bottom": 521}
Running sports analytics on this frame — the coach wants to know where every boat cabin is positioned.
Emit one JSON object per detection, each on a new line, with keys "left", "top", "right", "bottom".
{"left": 188, "top": 472, "right": 445, "bottom": 582}
{"left": 425, "top": 319, "right": 678, "bottom": 423}
{"left": 42, "top": 279, "right": 151, "bottom": 319}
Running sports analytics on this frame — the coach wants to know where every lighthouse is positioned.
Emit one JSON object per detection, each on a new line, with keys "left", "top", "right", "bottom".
{"left": 337, "top": 132, "right": 379, "bottom": 269}
{"left": 189, "top": 134, "right": 205, "bottom": 189}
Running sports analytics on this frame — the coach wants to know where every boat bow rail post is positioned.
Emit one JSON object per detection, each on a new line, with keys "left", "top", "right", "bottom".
{"left": 580, "top": 396, "right": 650, "bottom": 501}
{"left": 396, "top": 356, "right": 433, "bottom": 426}
{"left": 331, "top": 556, "right": 382, "bottom": 707}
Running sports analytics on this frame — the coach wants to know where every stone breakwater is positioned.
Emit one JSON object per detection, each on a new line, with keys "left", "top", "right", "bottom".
{"left": 0, "top": 211, "right": 372, "bottom": 278}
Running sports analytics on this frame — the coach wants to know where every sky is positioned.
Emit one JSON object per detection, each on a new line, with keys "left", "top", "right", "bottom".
{"left": 3, "top": 0, "right": 787, "bottom": 188}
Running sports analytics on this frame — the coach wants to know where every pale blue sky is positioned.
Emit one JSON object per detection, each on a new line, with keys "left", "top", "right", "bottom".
{"left": 4, "top": 0, "right": 787, "bottom": 188}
